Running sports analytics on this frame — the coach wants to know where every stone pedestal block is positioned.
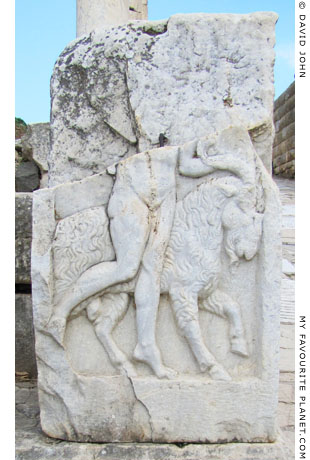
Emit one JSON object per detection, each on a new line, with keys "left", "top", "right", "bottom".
{"left": 50, "top": 13, "right": 277, "bottom": 186}
{"left": 32, "top": 128, "right": 282, "bottom": 444}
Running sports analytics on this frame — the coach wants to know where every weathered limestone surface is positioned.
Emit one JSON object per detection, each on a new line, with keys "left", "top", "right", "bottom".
{"left": 24, "top": 123, "right": 50, "bottom": 188}
{"left": 50, "top": 12, "right": 277, "bottom": 186}
{"left": 15, "top": 294, "right": 37, "bottom": 378}
{"left": 15, "top": 382, "right": 294, "bottom": 460}
{"left": 18, "top": 123, "right": 50, "bottom": 172}
{"left": 15, "top": 123, "right": 50, "bottom": 189}
{"left": 16, "top": 193, "right": 33, "bottom": 284}
{"left": 32, "top": 127, "right": 282, "bottom": 443}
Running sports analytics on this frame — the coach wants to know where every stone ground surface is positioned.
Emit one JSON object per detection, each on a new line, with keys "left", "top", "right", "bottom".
{"left": 16, "top": 176, "right": 295, "bottom": 459}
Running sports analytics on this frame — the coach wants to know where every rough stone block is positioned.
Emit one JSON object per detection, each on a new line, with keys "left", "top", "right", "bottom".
{"left": 274, "top": 94, "right": 295, "bottom": 124}
{"left": 278, "top": 379, "right": 294, "bottom": 405}
{"left": 287, "top": 149, "right": 295, "bottom": 163}
{"left": 282, "top": 258, "right": 295, "bottom": 277}
{"left": 273, "top": 122, "right": 295, "bottom": 149}
{"left": 20, "top": 123, "right": 50, "bottom": 171}
{"left": 273, "top": 152, "right": 288, "bottom": 168}
{"left": 49, "top": 12, "right": 277, "bottom": 186}
{"left": 32, "top": 127, "right": 282, "bottom": 443}
{"left": 277, "top": 161, "right": 295, "bottom": 177}
{"left": 273, "top": 136, "right": 295, "bottom": 159}
{"left": 274, "top": 107, "right": 295, "bottom": 133}
{"left": 31, "top": 123, "right": 50, "bottom": 172}
{"left": 282, "top": 167, "right": 295, "bottom": 179}
{"left": 15, "top": 193, "right": 33, "bottom": 284}
{"left": 277, "top": 399, "right": 294, "bottom": 431}
{"left": 15, "top": 161, "right": 40, "bottom": 192}
{"left": 15, "top": 294, "right": 37, "bottom": 378}
{"left": 274, "top": 81, "right": 295, "bottom": 111}
{"left": 15, "top": 123, "right": 50, "bottom": 189}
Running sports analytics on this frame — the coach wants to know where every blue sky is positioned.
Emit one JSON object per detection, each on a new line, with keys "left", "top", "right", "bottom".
{"left": 15, "top": 0, "right": 295, "bottom": 124}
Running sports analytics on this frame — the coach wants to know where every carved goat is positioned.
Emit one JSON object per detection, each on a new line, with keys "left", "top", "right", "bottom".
{"left": 83, "top": 178, "right": 263, "bottom": 380}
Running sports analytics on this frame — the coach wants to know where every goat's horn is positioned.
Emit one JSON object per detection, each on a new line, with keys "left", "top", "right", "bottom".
{"left": 202, "top": 153, "right": 255, "bottom": 186}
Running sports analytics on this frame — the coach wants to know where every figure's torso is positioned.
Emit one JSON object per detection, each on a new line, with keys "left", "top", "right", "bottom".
{"left": 115, "top": 146, "right": 179, "bottom": 209}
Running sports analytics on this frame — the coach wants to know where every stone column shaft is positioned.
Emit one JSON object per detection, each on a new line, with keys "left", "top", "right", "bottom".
{"left": 76, "top": 0, "right": 130, "bottom": 36}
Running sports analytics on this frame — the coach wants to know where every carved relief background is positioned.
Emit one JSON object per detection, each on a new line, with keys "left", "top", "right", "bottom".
{"left": 49, "top": 128, "right": 265, "bottom": 382}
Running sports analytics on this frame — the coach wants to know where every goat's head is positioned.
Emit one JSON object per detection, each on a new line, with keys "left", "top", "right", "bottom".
{"left": 221, "top": 189, "right": 263, "bottom": 267}
{"left": 198, "top": 126, "right": 265, "bottom": 267}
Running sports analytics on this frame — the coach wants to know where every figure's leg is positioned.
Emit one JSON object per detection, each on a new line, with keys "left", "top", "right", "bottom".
{"left": 86, "top": 293, "right": 137, "bottom": 377}
{"left": 200, "top": 289, "right": 249, "bottom": 358}
{"left": 133, "top": 193, "right": 177, "bottom": 379}
{"left": 170, "top": 286, "right": 231, "bottom": 381}
{"left": 48, "top": 192, "right": 150, "bottom": 345}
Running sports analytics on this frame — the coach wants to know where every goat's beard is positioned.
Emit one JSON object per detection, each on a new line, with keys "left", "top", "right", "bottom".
{"left": 224, "top": 229, "right": 241, "bottom": 269}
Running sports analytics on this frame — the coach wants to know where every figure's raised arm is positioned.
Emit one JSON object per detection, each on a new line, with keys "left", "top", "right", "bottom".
{"left": 178, "top": 139, "right": 215, "bottom": 178}
{"left": 201, "top": 153, "right": 255, "bottom": 185}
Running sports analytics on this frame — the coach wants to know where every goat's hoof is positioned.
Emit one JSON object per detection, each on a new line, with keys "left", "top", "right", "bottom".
{"left": 156, "top": 366, "right": 178, "bottom": 380}
{"left": 209, "top": 364, "right": 232, "bottom": 382}
{"left": 231, "top": 337, "right": 249, "bottom": 358}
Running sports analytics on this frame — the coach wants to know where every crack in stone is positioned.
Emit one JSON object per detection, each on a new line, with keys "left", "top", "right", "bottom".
{"left": 36, "top": 354, "right": 58, "bottom": 374}
{"left": 124, "top": 62, "right": 141, "bottom": 153}
{"left": 102, "top": 118, "right": 137, "bottom": 146}
{"left": 127, "top": 376, "right": 154, "bottom": 441}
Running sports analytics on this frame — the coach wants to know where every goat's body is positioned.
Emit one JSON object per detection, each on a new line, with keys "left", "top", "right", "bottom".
{"left": 52, "top": 181, "right": 259, "bottom": 378}
{"left": 83, "top": 183, "right": 249, "bottom": 378}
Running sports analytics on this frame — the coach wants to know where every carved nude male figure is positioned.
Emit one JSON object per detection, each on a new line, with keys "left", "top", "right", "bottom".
{"left": 49, "top": 139, "right": 216, "bottom": 378}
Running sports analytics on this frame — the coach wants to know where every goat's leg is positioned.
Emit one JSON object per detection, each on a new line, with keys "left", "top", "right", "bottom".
{"left": 169, "top": 287, "right": 231, "bottom": 381}
{"left": 86, "top": 293, "right": 137, "bottom": 377}
{"left": 200, "top": 289, "right": 249, "bottom": 358}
